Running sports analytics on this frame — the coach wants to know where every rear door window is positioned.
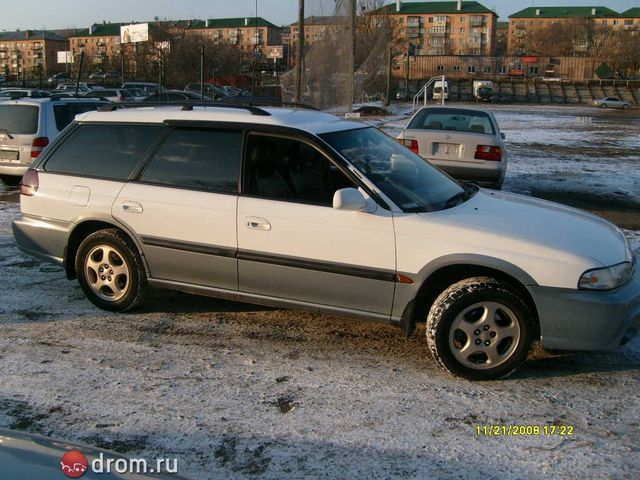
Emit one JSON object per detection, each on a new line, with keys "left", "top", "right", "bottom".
{"left": 140, "top": 128, "right": 242, "bottom": 193}
{"left": 44, "top": 124, "right": 165, "bottom": 180}
{"left": 0, "top": 105, "right": 39, "bottom": 134}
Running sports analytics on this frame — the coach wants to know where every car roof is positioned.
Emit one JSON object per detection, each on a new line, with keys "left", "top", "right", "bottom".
{"left": 76, "top": 106, "right": 365, "bottom": 135}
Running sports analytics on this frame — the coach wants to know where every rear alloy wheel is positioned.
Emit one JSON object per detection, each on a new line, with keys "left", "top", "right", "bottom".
{"left": 623, "top": 104, "right": 629, "bottom": 110}
{"left": 426, "top": 277, "right": 534, "bottom": 380}
{"left": 601, "top": 103, "right": 608, "bottom": 108}
{"left": 75, "top": 229, "right": 146, "bottom": 312}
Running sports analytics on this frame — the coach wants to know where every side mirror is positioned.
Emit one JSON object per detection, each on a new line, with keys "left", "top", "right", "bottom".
{"left": 501, "top": 132, "right": 506, "bottom": 140}
{"left": 333, "top": 188, "right": 368, "bottom": 212}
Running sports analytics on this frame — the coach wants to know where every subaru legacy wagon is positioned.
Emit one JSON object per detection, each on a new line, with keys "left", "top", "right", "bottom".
{"left": 13, "top": 104, "right": 640, "bottom": 380}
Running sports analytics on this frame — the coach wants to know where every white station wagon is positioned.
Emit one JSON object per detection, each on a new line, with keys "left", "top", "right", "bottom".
{"left": 13, "top": 104, "right": 640, "bottom": 380}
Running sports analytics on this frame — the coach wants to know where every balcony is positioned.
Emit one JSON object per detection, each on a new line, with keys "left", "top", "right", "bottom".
{"left": 470, "top": 17, "right": 484, "bottom": 27}
{"left": 429, "top": 30, "right": 447, "bottom": 37}
{"left": 427, "top": 48, "right": 445, "bottom": 55}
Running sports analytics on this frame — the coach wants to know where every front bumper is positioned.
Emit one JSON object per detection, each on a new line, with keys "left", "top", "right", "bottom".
{"left": 528, "top": 261, "right": 640, "bottom": 350}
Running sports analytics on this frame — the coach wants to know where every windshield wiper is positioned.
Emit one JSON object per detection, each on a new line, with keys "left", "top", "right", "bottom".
{"left": 0, "top": 129, "right": 14, "bottom": 139}
{"left": 444, "top": 183, "right": 478, "bottom": 208}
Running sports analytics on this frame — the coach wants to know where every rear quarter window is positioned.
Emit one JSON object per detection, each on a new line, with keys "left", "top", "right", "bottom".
{"left": 0, "top": 104, "right": 39, "bottom": 134}
{"left": 43, "top": 124, "right": 165, "bottom": 180}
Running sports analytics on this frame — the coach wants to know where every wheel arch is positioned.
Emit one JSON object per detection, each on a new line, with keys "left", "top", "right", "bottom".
{"left": 64, "top": 217, "right": 147, "bottom": 280}
{"left": 400, "top": 255, "right": 540, "bottom": 339}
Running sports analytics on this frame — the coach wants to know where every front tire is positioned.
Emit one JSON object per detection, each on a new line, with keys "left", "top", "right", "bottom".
{"left": 75, "top": 229, "right": 147, "bottom": 312}
{"left": 426, "top": 277, "right": 534, "bottom": 380}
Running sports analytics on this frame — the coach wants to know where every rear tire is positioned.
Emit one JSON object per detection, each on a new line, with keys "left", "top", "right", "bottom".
{"left": 75, "top": 229, "right": 147, "bottom": 312}
{"left": 623, "top": 104, "right": 629, "bottom": 110}
{"left": 601, "top": 103, "right": 608, "bottom": 108}
{"left": 426, "top": 277, "right": 534, "bottom": 380}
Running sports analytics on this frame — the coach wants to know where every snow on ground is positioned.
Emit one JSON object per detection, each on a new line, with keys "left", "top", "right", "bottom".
{"left": 0, "top": 105, "right": 639, "bottom": 479}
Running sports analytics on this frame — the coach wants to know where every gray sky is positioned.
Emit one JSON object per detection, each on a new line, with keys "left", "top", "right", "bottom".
{"left": 0, "top": 0, "right": 637, "bottom": 30}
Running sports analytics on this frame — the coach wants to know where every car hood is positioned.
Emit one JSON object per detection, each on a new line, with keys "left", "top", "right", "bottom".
{"left": 418, "top": 189, "right": 630, "bottom": 269}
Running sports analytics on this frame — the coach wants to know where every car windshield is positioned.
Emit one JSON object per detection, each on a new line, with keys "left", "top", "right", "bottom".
{"left": 408, "top": 108, "right": 495, "bottom": 135}
{"left": 0, "top": 104, "right": 39, "bottom": 134}
{"left": 321, "top": 127, "right": 472, "bottom": 213}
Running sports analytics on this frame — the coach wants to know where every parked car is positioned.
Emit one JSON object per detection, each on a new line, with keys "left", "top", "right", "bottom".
{"left": 55, "top": 83, "right": 93, "bottom": 95}
{"left": 142, "top": 90, "right": 213, "bottom": 102}
{"left": 125, "top": 88, "right": 148, "bottom": 102}
{"left": 593, "top": 96, "right": 631, "bottom": 109}
{"left": 185, "top": 83, "right": 226, "bottom": 99}
{"left": 0, "top": 89, "right": 51, "bottom": 99}
{"left": 88, "top": 71, "right": 105, "bottom": 81}
{"left": 13, "top": 105, "right": 639, "bottom": 380}
{"left": 397, "top": 106, "right": 506, "bottom": 189}
{"left": 0, "top": 428, "right": 187, "bottom": 479}
{"left": 0, "top": 97, "right": 107, "bottom": 185}
{"left": 48, "top": 72, "right": 71, "bottom": 85}
{"left": 82, "top": 89, "right": 133, "bottom": 102}
{"left": 121, "top": 82, "right": 167, "bottom": 96}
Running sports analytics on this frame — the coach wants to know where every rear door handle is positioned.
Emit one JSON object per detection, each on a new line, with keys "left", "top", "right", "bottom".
{"left": 122, "top": 201, "right": 143, "bottom": 214}
{"left": 244, "top": 216, "right": 271, "bottom": 231}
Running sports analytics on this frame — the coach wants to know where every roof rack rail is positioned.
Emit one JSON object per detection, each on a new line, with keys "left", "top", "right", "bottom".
{"left": 97, "top": 101, "right": 272, "bottom": 116}
{"left": 218, "top": 97, "right": 318, "bottom": 111}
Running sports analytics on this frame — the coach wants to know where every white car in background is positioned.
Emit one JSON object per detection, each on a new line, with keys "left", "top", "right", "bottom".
{"left": 593, "top": 97, "right": 631, "bottom": 109}
{"left": 397, "top": 106, "right": 506, "bottom": 189}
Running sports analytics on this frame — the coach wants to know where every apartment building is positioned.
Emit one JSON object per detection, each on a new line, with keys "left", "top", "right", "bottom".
{"left": 613, "top": 7, "right": 640, "bottom": 31}
{"left": 374, "top": 1, "right": 497, "bottom": 56}
{"left": 0, "top": 30, "right": 67, "bottom": 79}
{"left": 495, "top": 21, "right": 508, "bottom": 56}
{"left": 507, "top": 6, "right": 619, "bottom": 55}
{"left": 289, "top": 16, "right": 346, "bottom": 50}
{"left": 68, "top": 23, "right": 123, "bottom": 70}
{"left": 183, "top": 17, "right": 281, "bottom": 59}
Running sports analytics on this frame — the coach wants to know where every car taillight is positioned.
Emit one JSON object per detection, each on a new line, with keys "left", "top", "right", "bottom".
{"left": 400, "top": 139, "right": 419, "bottom": 154}
{"left": 20, "top": 168, "right": 39, "bottom": 196}
{"left": 31, "top": 137, "right": 49, "bottom": 159}
{"left": 474, "top": 145, "right": 502, "bottom": 161}
{"left": 119, "top": 96, "right": 126, "bottom": 101}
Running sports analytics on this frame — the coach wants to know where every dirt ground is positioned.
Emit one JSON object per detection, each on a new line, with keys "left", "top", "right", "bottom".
{"left": 0, "top": 104, "right": 639, "bottom": 479}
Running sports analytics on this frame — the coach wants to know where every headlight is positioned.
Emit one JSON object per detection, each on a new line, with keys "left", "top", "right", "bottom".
{"left": 579, "top": 261, "right": 635, "bottom": 290}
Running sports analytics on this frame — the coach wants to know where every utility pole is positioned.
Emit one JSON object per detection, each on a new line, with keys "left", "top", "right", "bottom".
{"left": 75, "top": 50, "right": 85, "bottom": 97}
{"left": 294, "top": 0, "right": 304, "bottom": 103}
{"left": 200, "top": 45, "right": 205, "bottom": 100}
{"left": 346, "top": 0, "right": 356, "bottom": 111}
{"left": 385, "top": 45, "right": 392, "bottom": 106}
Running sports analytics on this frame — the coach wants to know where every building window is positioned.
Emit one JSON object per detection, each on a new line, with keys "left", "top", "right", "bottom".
{"left": 483, "top": 66, "right": 491, "bottom": 73}
{"left": 459, "top": 27, "right": 465, "bottom": 34}
{"left": 453, "top": 65, "right": 461, "bottom": 72}
{"left": 468, "top": 65, "right": 476, "bottom": 73}
{"left": 460, "top": 17, "right": 466, "bottom": 23}
{"left": 612, "top": 20, "right": 618, "bottom": 25}
{"left": 529, "top": 66, "right": 538, "bottom": 74}
{"left": 437, "top": 65, "right": 444, "bottom": 72}
{"left": 499, "top": 65, "right": 507, "bottom": 74}
{"left": 624, "top": 19, "right": 633, "bottom": 25}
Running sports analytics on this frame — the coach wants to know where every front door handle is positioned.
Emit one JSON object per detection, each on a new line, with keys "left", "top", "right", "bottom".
{"left": 244, "top": 216, "right": 271, "bottom": 231}
{"left": 122, "top": 201, "right": 143, "bottom": 214}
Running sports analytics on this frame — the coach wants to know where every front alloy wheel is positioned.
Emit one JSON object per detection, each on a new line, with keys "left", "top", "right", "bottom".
{"left": 426, "top": 277, "right": 534, "bottom": 380}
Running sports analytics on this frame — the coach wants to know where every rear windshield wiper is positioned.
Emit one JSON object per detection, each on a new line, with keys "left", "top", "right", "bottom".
{"left": 0, "top": 129, "right": 13, "bottom": 139}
